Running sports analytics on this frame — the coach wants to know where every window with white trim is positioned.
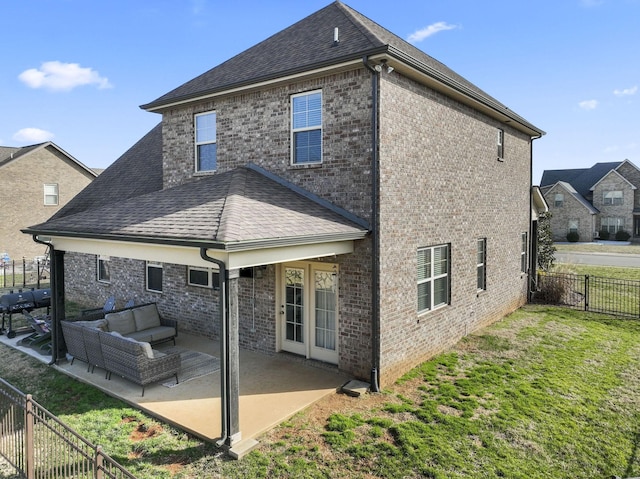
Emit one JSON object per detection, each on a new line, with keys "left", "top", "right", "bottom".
{"left": 602, "top": 217, "right": 625, "bottom": 234}
{"left": 44, "top": 184, "right": 59, "bottom": 205}
{"left": 521, "top": 232, "right": 528, "bottom": 273}
{"left": 97, "top": 256, "right": 110, "bottom": 283}
{"left": 291, "top": 90, "right": 322, "bottom": 164}
{"left": 477, "top": 238, "right": 486, "bottom": 291}
{"left": 603, "top": 190, "right": 623, "bottom": 206}
{"left": 187, "top": 266, "right": 220, "bottom": 289}
{"left": 146, "top": 262, "right": 163, "bottom": 293}
{"left": 568, "top": 220, "right": 579, "bottom": 234}
{"left": 195, "top": 111, "right": 217, "bottom": 172}
{"left": 417, "top": 244, "right": 450, "bottom": 313}
{"left": 497, "top": 129, "right": 504, "bottom": 160}
{"left": 554, "top": 193, "right": 564, "bottom": 207}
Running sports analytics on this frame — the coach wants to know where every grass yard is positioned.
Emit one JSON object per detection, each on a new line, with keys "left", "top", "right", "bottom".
{"left": 1, "top": 305, "right": 640, "bottom": 478}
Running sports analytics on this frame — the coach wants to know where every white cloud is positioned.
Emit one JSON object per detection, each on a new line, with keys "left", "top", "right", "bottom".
{"left": 18, "top": 61, "right": 112, "bottom": 91}
{"left": 579, "top": 99, "right": 598, "bottom": 110}
{"left": 12, "top": 128, "right": 55, "bottom": 143}
{"left": 614, "top": 85, "right": 638, "bottom": 96}
{"left": 407, "top": 22, "right": 458, "bottom": 43}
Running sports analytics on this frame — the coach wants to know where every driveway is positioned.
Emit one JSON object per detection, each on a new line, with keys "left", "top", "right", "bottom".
{"left": 555, "top": 251, "right": 640, "bottom": 268}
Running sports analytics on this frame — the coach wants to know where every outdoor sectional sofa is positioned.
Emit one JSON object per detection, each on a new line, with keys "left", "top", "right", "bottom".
{"left": 60, "top": 303, "right": 180, "bottom": 395}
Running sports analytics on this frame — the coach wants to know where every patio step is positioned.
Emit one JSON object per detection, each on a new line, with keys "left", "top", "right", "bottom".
{"left": 341, "top": 379, "right": 370, "bottom": 397}
{"left": 229, "top": 438, "right": 259, "bottom": 460}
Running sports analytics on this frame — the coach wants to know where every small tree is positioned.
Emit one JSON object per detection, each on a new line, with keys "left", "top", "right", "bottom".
{"left": 537, "top": 212, "right": 556, "bottom": 271}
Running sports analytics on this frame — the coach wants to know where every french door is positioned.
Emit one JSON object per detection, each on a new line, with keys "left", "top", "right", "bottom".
{"left": 280, "top": 262, "right": 338, "bottom": 364}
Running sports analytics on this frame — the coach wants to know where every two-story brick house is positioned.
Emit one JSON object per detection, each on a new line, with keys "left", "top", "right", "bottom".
{"left": 541, "top": 160, "right": 640, "bottom": 241}
{"left": 25, "top": 1, "right": 544, "bottom": 446}
{"left": 0, "top": 142, "right": 97, "bottom": 261}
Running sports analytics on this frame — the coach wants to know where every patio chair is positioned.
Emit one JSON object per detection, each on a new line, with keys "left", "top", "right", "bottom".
{"left": 20, "top": 311, "right": 52, "bottom": 351}
{"left": 80, "top": 295, "right": 116, "bottom": 316}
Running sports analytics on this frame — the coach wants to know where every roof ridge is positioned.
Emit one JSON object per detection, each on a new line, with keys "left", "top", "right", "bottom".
{"left": 335, "top": 1, "right": 384, "bottom": 49}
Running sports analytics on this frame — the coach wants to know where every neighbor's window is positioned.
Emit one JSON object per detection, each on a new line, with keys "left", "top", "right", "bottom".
{"left": 477, "top": 238, "right": 487, "bottom": 291}
{"left": 568, "top": 220, "right": 579, "bottom": 235}
{"left": 603, "top": 190, "right": 623, "bottom": 206}
{"left": 497, "top": 129, "right": 504, "bottom": 160}
{"left": 146, "top": 262, "right": 163, "bottom": 293}
{"left": 97, "top": 256, "right": 110, "bottom": 283}
{"left": 554, "top": 193, "right": 564, "bottom": 207}
{"left": 521, "top": 232, "right": 528, "bottom": 273}
{"left": 195, "top": 111, "right": 217, "bottom": 172}
{"left": 602, "top": 217, "right": 625, "bottom": 234}
{"left": 187, "top": 266, "right": 220, "bottom": 289}
{"left": 44, "top": 184, "right": 59, "bottom": 205}
{"left": 417, "top": 244, "right": 450, "bottom": 313}
{"left": 292, "top": 90, "right": 322, "bottom": 164}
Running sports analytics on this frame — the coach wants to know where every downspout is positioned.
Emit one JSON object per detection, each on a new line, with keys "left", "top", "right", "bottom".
{"left": 199, "top": 248, "right": 229, "bottom": 447}
{"left": 528, "top": 135, "right": 543, "bottom": 301}
{"left": 32, "top": 235, "right": 58, "bottom": 366}
{"left": 363, "top": 56, "right": 380, "bottom": 393}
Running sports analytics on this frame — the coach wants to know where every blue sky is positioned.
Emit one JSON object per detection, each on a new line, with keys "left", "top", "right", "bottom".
{"left": 2, "top": 1, "right": 638, "bottom": 184}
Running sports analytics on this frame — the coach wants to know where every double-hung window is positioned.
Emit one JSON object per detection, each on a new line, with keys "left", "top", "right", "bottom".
{"left": 44, "top": 184, "right": 59, "bottom": 205}
{"left": 417, "top": 244, "right": 450, "bottom": 313}
{"left": 602, "top": 217, "right": 624, "bottom": 234}
{"left": 291, "top": 90, "right": 322, "bottom": 164}
{"left": 195, "top": 112, "right": 217, "bottom": 172}
{"left": 97, "top": 256, "right": 110, "bottom": 283}
{"left": 554, "top": 193, "right": 564, "bottom": 207}
{"left": 568, "top": 220, "right": 579, "bottom": 234}
{"left": 521, "top": 232, "right": 528, "bottom": 273}
{"left": 477, "top": 239, "right": 487, "bottom": 291}
{"left": 603, "top": 190, "right": 623, "bottom": 206}
{"left": 146, "top": 262, "right": 163, "bottom": 293}
{"left": 188, "top": 266, "right": 220, "bottom": 289}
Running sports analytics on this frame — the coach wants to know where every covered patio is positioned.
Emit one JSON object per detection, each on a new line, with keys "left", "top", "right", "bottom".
{"left": 0, "top": 329, "right": 349, "bottom": 457}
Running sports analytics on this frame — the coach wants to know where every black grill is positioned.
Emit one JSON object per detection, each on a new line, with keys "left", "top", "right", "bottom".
{"left": 0, "top": 288, "right": 51, "bottom": 338}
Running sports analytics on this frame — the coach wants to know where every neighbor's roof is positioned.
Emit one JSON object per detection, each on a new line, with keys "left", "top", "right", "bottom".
{"left": 49, "top": 123, "right": 163, "bottom": 221}
{"left": 140, "top": 1, "right": 543, "bottom": 136}
{"left": 25, "top": 164, "right": 369, "bottom": 251}
{"left": 552, "top": 181, "right": 599, "bottom": 214}
{"left": 540, "top": 162, "right": 623, "bottom": 199}
{"left": 0, "top": 141, "right": 97, "bottom": 178}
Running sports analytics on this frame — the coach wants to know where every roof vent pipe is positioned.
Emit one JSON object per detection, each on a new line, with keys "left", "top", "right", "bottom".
{"left": 333, "top": 27, "right": 339, "bottom": 45}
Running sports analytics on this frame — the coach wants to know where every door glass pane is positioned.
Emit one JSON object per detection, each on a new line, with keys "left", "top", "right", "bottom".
{"left": 285, "top": 268, "right": 304, "bottom": 343}
{"left": 314, "top": 271, "right": 336, "bottom": 351}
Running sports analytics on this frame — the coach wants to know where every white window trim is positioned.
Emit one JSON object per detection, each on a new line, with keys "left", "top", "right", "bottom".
{"left": 97, "top": 255, "right": 110, "bottom": 284}
{"left": 146, "top": 261, "right": 163, "bottom": 293}
{"left": 554, "top": 193, "right": 564, "bottom": 207}
{"left": 521, "top": 232, "right": 528, "bottom": 274}
{"left": 477, "top": 238, "right": 486, "bottom": 292}
{"left": 497, "top": 129, "right": 504, "bottom": 160}
{"left": 187, "top": 266, "right": 220, "bottom": 289}
{"left": 417, "top": 244, "right": 450, "bottom": 314}
{"left": 195, "top": 111, "right": 217, "bottom": 172}
{"left": 603, "top": 190, "right": 623, "bottom": 206}
{"left": 44, "top": 184, "right": 59, "bottom": 206}
{"left": 291, "top": 90, "right": 323, "bottom": 165}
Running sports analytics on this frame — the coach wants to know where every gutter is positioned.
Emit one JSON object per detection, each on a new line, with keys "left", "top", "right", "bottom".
{"left": 363, "top": 56, "right": 381, "bottom": 393}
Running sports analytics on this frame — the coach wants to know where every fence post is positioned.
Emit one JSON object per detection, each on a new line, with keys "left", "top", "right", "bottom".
{"left": 96, "top": 445, "right": 104, "bottom": 479}
{"left": 584, "top": 275, "right": 589, "bottom": 312}
{"left": 25, "top": 395, "right": 34, "bottom": 479}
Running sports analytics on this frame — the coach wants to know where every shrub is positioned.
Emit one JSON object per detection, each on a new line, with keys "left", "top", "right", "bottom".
{"left": 599, "top": 229, "right": 610, "bottom": 240}
{"left": 535, "top": 268, "right": 575, "bottom": 304}
{"left": 566, "top": 231, "right": 579, "bottom": 242}
{"left": 615, "top": 230, "right": 631, "bottom": 241}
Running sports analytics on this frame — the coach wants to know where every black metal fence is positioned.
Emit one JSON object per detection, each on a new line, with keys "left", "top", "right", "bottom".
{"left": 0, "top": 259, "right": 50, "bottom": 291}
{"left": 535, "top": 271, "right": 640, "bottom": 318}
{"left": 0, "top": 379, "right": 137, "bottom": 479}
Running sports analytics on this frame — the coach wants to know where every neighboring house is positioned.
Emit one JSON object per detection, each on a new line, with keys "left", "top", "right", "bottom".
{"left": 540, "top": 160, "right": 640, "bottom": 241}
{"left": 0, "top": 142, "right": 97, "bottom": 262}
{"left": 24, "top": 2, "right": 545, "bottom": 447}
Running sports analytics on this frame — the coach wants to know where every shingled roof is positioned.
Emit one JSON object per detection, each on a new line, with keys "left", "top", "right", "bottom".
{"left": 140, "top": 2, "right": 542, "bottom": 135}
{"left": 541, "top": 162, "right": 623, "bottom": 199}
{"left": 25, "top": 164, "right": 368, "bottom": 250}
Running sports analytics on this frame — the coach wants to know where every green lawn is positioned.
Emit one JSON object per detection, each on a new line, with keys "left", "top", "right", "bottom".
{"left": 1, "top": 305, "right": 639, "bottom": 478}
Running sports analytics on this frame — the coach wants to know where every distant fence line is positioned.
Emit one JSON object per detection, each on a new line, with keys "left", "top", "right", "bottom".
{"left": 0, "top": 259, "right": 49, "bottom": 291}
{"left": 0, "top": 378, "right": 137, "bottom": 479}
{"left": 535, "top": 271, "right": 640, "bottom": 318}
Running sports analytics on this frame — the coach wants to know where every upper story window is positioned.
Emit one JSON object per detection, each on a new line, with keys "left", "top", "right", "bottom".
{"left": 291, "top": 90, "right": 322, "bottom": 165}
{"left": 521, "top": 232, "right": 528, "bottom": 273}
{"left": 44, "top": 184, "right": 59, "bottom": 205}
{"left": 417, "top": 244, "right": 450, "bottom": 314}
{"left": 97, "top": 255, "right": 110, "bottom": 283}
{"left": 195, "top": 112, "right": 217, "bottom": 172}
{"left": 603, "top": 190, "right": 623, "bottom": 206}
{"left": 554, "top": 193, "right": 564, "bottom": 207}
{"left": 497, "top": 129, "right": 504, "bottom": 160}
{"left": 477, "top": 238, "right": 487, "bottom": 291}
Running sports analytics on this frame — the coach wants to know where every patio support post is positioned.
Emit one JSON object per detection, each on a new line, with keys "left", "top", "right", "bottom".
{"left": 225, "top": 268, "right": 241, "bottom": 446}
{"left": 50, "top": 248, "right": 66, "bottom": 364}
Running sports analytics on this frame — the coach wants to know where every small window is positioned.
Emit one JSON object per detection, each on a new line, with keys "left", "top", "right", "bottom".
{"left": 44, "top": 184, "right": 59, "bottom": 205}
{"left": 603, "top": 190, "right": 623, "bottom": 206}
{"left": 568, "top": 220, "right": 579, "bottom": 234}
{"left": 188, "top": 266, "right": 220, "bottom": 289}
{"left": 554, "top": 193, "right": 564, "bottom": 207}
{"left": 497, "top": 129, "right": 504, "bottom": 160}
{"left": 195, "top": 112, "right": 217, "bottom": 172}
{"left": 417, "top": 244, "right": 450, "bottom": 313}
{"left": 146, "top": 262, "right": 163, "bottom": 293}
{"left": 97, "top": 256, "right": 110, "bottom": 283}
{"left": 477, "top": 239, "right": 486, "bottom": 291}
{"left": 521, "top": 232, "right": 528, "bottom": 273}
{"left": 291, "top": 90, "right": 322, "bottom": 164}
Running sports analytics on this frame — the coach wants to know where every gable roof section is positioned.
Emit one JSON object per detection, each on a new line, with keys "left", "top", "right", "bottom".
{"left": 590, "top": 168, "right": 637, "bottom": 191}
{"left": 0, "top": 142, "right": 97, "bottom": 178}
{"left": 551, "top": 181, "right": 599, "bottom": 214}
{"left": 140, "top": 2, "right": 542, "bottom": 137}
{"left": 541, "top": 162, "right": 622, "bottom": 198}
{"left": 25, "top": 164, "right": 369, "bottom": 251}
{"left": 49, "top": 123, "right": 164, "bottom": 221}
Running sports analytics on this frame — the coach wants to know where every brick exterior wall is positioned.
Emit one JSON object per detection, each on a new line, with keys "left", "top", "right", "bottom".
{"left": 592, "top": 171, "right": 635, "bottom": 236}
{"left": 0, "top": 146, "right": 94, "bottom": 260}
{"left": 544, "top": 184, "right": 596, "bottom": 242}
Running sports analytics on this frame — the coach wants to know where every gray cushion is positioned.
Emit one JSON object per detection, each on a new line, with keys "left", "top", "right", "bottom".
{"left": 105, "top": 310, "right": 136, "bottom": 335}
{"left": 127, "top": 330, "right": 153, "bottom": 343}
{"left": 132, "top": 304, "right": 161, "bottom": 331}
{"left": 73, "top": 319, "right": 107, "bottom": 330}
